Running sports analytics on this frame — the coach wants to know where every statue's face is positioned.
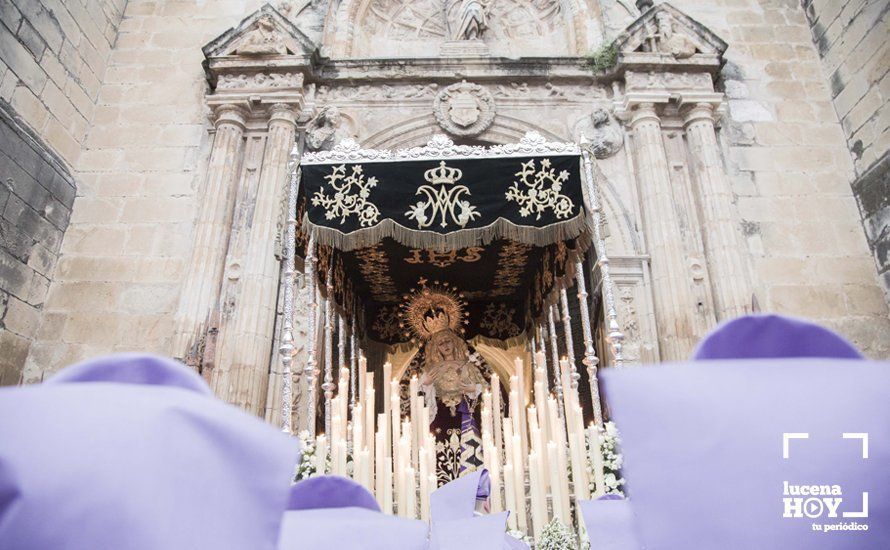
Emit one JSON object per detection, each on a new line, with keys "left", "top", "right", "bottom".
{"left": 438, "top": 336, "right": 455, "bottom": 358}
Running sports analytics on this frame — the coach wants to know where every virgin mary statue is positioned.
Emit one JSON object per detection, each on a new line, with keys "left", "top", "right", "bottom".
{"left": 398, "top": 284, "right": 498, "bottom": 485}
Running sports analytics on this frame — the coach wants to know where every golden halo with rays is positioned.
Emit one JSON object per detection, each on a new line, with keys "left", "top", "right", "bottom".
{"left": 399, "top": 278, "right": 469, "bottom": 342}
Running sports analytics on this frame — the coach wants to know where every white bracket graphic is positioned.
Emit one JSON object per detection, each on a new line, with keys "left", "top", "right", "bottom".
{"left": 782, "top": 432, "right": 809, "bottom": 459}
{"left": 843, "top": 492, "right": 869, "bottom": 518}
{"left": 842, "top": 433, "right": 869, "bottom": 459}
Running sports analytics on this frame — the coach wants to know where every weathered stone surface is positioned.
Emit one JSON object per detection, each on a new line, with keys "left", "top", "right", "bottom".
{"left": 804, "top": 0, "right": 890, "bottom": 299}
{"left": 2, "top": 0, "right": 886, "bottom": 411}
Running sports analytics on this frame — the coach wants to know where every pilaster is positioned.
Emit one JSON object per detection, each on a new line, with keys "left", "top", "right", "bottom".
{"left": 172, "top": 104, "right": 246, "bottom": 369}
{"left": 683, "top": 100, "right": 755, "bottom": 320}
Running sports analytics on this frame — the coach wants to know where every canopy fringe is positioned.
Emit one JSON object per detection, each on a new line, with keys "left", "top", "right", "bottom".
{"left": 302, "top": 214, "right": 593, "bottom": 252}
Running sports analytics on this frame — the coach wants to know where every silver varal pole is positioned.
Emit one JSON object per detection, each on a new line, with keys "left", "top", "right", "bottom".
{"left": 559, "top": 287, "right": 580, "bottom": 389}
{"left": 349, "top": 313, "right": 357, "bottom": 408}
{"left": 546, "top": 303, "right": 565, "bottom": 419}
{"left": 580, "top": 141, "right": 625, "bottom": 368}
{"left": 323, "top": 266, "right": 335, "bottom": 437}
{"left": 305, "top": 234, "right": 318, "bottom": 437}
{"left": 277, "top": 153, "right": 300, "bottom": 434}
{"left": 574, "top": 257, "right": 603, "bottom": 428}
{"left": 338, "top": 311, "right": 346, "bottom": 403}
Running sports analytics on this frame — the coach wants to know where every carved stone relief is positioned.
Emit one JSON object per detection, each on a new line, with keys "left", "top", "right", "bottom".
{"left": 217, "top": 72, "right": 304, "bottom": 90}
{"left": 624, "top": 70, "right": 713, "bottom": 91}
{"left": 353, "top": 0, "right": 572, "bottom": 57}
{"left": 433, "top": 80, "right": 496, "bottom": 137}
{"left": 234, "top": 15, "right": 289, "bottom": 55}
{"left": 306, "top": 105, "right": 356, "bottom": 151}
{"left": 573, "top": 107, "right": 623, "bottom": 159}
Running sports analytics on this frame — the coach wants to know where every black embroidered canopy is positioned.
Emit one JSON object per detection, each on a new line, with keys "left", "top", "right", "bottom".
{"left": 298, "top": 134, "right": 593, "bottom": 345}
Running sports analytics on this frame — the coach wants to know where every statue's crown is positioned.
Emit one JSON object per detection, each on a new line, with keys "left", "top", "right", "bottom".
{"left": 422, "top": 309, "right": 451, "bottom": 335}
{"left": 424, "top": 161, "right": 462, "bottom": 185}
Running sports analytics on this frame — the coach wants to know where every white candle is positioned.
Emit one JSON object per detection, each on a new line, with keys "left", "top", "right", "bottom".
{"left": 314, "top": 434, "right": 327, "bottom": 475}
{"left": 375, "top": 429, "right": 385, "bottom": 505}
{"left": 419, "top": 447, "right": 430, "bottom": 521}
{"left": 353, "top": 404, "right": 364, "bottom": 481}
{"left": 383, "top": 362, "right": 392, "bottom": 405}
{"left": 528, "top": 451, "right": 545, "bottom": 540}
{"left": 405, "top": 466, "right": 416, "bottom": 519}
{"left": 491, "top": 374, "right": 502, "bottom": 451}
{"left": 331, "top": 413, "right": 342, "bottom": 476}
{"left": 358, "top": 355, "right": 367, "bottom": 400}
{"left": 365, "top": 382, "right": 375, "bottom": 483}
{"left": 503, "top": 463, "right": 517, "bottom": 530}
{"left": 511, "top": 433, "right": 527, "bottom": 533}
{"left": 547, "top": 442, "right": 566, "bottom": 522}
{"left": 588, "top": 423, "right": 607, "bottom": 497}
{"left": 384, "top": 457, "right": 393, "bottom": 515}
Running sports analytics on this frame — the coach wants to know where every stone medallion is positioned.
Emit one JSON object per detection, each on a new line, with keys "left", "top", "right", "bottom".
{"left": 433, "top": 81, "right": 496, "bottom": 137}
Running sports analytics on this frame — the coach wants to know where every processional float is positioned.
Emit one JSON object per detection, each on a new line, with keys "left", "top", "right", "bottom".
{"left": 277, "top": 132, "right": 624, "bottom": 540}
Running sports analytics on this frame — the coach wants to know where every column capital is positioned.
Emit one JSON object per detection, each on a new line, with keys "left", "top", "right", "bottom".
{"left": 679, "top": 92, "right": 725, "bottom": 125}
{"left": 268, "top": 103, "right": 298, "bottom": 128}
{"left": 213, "top": 103, "right": 247, "bottom": 131}
{"left": 629, "top": 102, "right": 661, "bottom": 127}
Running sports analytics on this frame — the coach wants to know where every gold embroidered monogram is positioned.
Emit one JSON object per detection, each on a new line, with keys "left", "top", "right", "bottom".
{"left": 311, "top": 164, "right": 381, "bottom": 227}
{"left": 405, "top": 161, "right": 481, "bottom": 229}
{"left": 505, "top": 158, "right": 575, "bottom": 220}
{"left": 404, "top": 247, "right": 484, "bottom": 268}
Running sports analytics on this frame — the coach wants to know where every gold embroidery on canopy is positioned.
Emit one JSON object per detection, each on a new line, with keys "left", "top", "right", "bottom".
{"left": 505, "top": 158, "right": 574, "bottom": 220}
{"left": 405, "top": 161, "right": 481, "bottom": 229}
{"left": 480, "top": 303, "right": 521, "bottom": 338}
{"left": 404, "top": 246, "right": 484, "bottom": 268}
{"left": 311, "top": 164, "right": 381, "bottom": 227}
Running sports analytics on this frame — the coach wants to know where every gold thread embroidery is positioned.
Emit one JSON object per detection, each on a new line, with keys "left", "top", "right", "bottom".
{"left": 354, "top": 245, "right": 398, "bottom": 302}
{"left": 505, "top": 158, "right": 574, "bottom": 220}
{"left": 404, "top": 246, "right": 484, "bottom": 268}
{"left": 480, "top": 303, "right": 521, "bottom": 338}
{"left": 372, "top": 305, "right": 403, "bottom": 341}
{"left": 405, "top": 161, "right": 481, "bottom": 229}
{"left": 311, "top": 164, "right": 381, "bottom": 227}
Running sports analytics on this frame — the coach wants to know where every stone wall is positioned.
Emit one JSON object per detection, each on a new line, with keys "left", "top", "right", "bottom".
{"left": 0, "top": 102, "right": 75, "bottom": 384}
{"left": 0, "top": 0, "right": 127, "bottom": 166}
{"left": 21, "top": 0, "right": 271, "bottom": 382}
{"left": 803, "top": 0, "right": 889, "bottom": 299}
{"left": 0, "top": 0, "right": 125, "bottom": 383}
{"left": 18, "top": 0, "right": 890, "bottom": 389}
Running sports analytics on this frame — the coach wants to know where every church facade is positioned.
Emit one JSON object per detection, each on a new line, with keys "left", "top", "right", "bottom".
{"left": 0, "top": 0, "right": 887, "bottom": 429}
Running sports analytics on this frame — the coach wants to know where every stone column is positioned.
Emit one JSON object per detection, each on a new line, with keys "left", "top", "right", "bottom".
{"left": 172, "top": 104, "right": 246, "bottom": 366}
{"left": 216, "top": 104, "right": 297, "bottom": 415}
{"left": 684, "top": 102, "right": 753, "bottom": 320}
{"left": 629, "top": 102, "right": 706, "bottom": 360}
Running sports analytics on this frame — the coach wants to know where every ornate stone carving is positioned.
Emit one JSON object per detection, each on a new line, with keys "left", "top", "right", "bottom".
{"left": 217, "top": 72, "right": 304, "bottom": 90}
{"left": 574, "top": 108, "right": 623, "bottom": 159}
{"left": 614, "top": 3, "right": 726, "bottom": 60}
{"left": 306, "top": 106, "right": 351, "bottom": 151}
{"left": 433, "top": 80, "right": 496, "bottom": 137}
{"left": 654, "top": 11, "right": 697, "bottom": 59}
{"left": 448, "top": 0, "right": 488, "bottom": 40}
{"left": 316, "top": 84, "right": 440, "bottom": 101}
{"left": 234, "top": 15, "right": 288, "bottom": 55}
{"left": 618, "top": 286, "right": 641, "bottom": 362}
{"left": 624, "top": 70, "right": 712, "bottom": 91}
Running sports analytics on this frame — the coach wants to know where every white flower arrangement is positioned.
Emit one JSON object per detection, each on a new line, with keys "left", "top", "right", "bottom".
{"left": 537, "top": 518, "right": 577, "bottom": 549}
{"left": 586, "top": 421, "right": 626, "bottom": 496}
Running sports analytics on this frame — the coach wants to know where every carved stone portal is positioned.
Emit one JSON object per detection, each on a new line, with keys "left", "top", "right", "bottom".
{"left": 433, "top": 80, "right": 496, "bottom": 137}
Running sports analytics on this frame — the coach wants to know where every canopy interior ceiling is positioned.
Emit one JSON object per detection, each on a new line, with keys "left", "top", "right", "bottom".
{"left": 297, "top": 134, "right": 593, "bottom": 346}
